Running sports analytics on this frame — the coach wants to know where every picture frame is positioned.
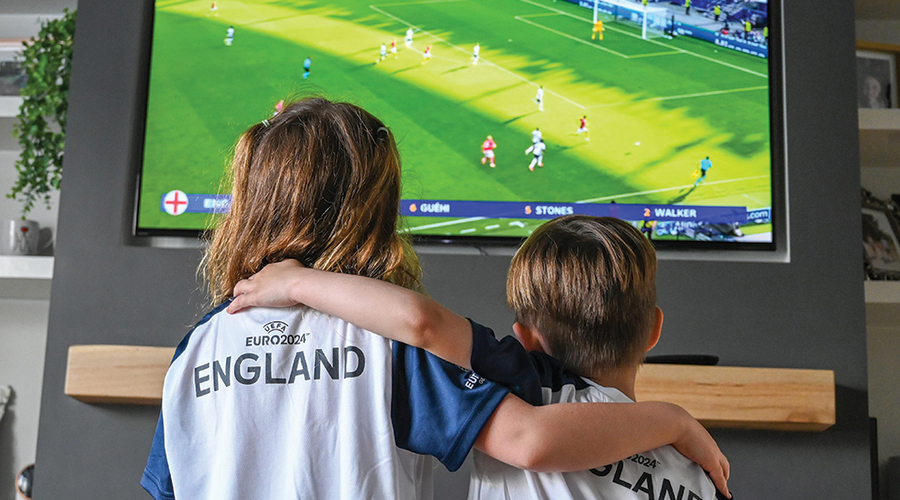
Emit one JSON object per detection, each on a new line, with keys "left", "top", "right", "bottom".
{"left": 0, "top": 42, "right": 27, "bottom": 97}
{"left": 857, "top": 49, "right": 897, "bottom": 109}
{"left": 862, "top": 191, "right": 900, "bottom": 280}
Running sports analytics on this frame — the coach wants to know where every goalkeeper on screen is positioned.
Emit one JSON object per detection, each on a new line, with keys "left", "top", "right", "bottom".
{"left": 592, "top": 19, "right": 604, "bottom": 40}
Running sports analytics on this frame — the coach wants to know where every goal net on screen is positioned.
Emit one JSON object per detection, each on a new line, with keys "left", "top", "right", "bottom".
{"left": 591, "top": 0, "right": 671, "bottom": 40}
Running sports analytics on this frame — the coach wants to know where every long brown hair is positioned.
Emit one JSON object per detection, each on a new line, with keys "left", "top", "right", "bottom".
{"left": 203, "top": 97, "right": 421, "bottom": 305}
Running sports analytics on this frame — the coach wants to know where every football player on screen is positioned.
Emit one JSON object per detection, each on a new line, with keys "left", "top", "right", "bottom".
{"left": 591, "top": 18, "right": 604, "bottom": 40}
{"left": 694, "top": 156, "right": 712, "bottom": 186}
{"left": 482, "top": 135, "right": 497, "bottom": 168}
{"left": 525, "top": 140, "right": 545, "bottom": 171}
{"left": 577, "top": 115, "right": 590, "bottom": 141}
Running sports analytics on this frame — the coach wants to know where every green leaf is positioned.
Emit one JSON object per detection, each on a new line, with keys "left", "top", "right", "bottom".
{"left": 8, "top": 9, "right": 75, "bottom": 216}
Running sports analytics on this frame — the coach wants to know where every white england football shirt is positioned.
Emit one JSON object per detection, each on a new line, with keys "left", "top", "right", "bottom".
{"left": 467, "top": 322, "right": 730, "bottom": 500}
{"left": 142, "top": 302, "right": 508, "bottom": 500}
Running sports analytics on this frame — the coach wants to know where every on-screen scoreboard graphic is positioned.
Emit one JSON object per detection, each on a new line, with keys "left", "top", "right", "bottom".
{"left": 136, "top": 0, "right": 774, "bottom": 244}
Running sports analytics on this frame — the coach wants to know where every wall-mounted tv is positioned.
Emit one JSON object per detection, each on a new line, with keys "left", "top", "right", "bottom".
{"left": 134, "top": 0, "right": 780, "bottom": 248}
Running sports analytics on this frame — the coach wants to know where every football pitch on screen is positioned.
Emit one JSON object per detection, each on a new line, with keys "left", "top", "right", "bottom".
{"left": 139, "top": 0, "right": 772, "bottom": 237}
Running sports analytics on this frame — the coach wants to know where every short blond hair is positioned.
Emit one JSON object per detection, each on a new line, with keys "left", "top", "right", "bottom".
{"left": 507, "top": 215, "right": 657, "bottom": 375}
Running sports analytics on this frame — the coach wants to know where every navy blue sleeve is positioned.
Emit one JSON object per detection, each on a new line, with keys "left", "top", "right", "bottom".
{"left": 141, "top": 304, "right": 227, "bottom": 499}
{"left": 391, "top": 342, "right": 509, "bottom": 472}
{"left": 469, "top": 319, "right": 590, "bottom": 403}
{"left": 141, "top": 412, "right": 175, "bottom": 500}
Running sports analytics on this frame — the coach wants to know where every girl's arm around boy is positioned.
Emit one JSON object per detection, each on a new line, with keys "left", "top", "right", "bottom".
{"left": 228, "top": 260, "right": 730, "bottom": 497}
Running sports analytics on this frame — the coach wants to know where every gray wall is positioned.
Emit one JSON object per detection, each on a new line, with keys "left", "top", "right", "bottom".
{"left": 33, "top": 0, "right": 868, "bottom": 498}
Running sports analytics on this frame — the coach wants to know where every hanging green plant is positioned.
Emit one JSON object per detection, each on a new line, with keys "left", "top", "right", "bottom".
{"left": 7, "top": 9, "right": 76, "bottom": 218}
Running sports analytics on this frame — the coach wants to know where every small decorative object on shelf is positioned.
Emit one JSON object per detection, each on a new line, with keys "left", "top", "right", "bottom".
{"left": 857, "top": 49, "right": 897, "bottom": 109}
{"left": 2, "top": 219, "right": 39, "bottom": 255}
{"left": 0, "top": 219, "right": 52, "bottom": 256}
{"left": 862, "top": 189, "right": 900, "bottom": 280}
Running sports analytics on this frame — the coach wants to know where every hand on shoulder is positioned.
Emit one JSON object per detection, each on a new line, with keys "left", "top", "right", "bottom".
{"left": 227, "top": 259, "right": 306, "bottom": 313}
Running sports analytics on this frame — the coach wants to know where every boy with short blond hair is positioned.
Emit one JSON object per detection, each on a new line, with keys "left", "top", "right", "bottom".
{"left": 468, "top": 215, "right": 730, "bottom": 499}
{"left": 506, "top": 215, "right": 658, "bottom": 376}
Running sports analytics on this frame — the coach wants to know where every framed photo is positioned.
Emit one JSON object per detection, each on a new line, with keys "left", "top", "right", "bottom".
{"left": 857, "top": 49, "right": 898, "bottom": 109}
{"left": 0, "top": 42, "right": 26, "bottom": 97}
{"left": 862, "top": 192, "right": 900, "bottom": 280}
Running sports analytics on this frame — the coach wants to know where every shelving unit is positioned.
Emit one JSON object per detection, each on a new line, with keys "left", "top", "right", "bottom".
{"left": 857, "top": 35, "right": 900, "bottom": 498}
{"left": 0, "top": 38, "right": 49, "bottom": 299}
{"left": 858, "top": 81, "right": 900, "bottom": 321}
{"left": 857, "top": 44, "right": 900, "bottom": 316}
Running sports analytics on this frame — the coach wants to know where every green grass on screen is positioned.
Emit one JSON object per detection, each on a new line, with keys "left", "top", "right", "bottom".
{"left": 138, "top": 0, "right": 771, "bottom": 238}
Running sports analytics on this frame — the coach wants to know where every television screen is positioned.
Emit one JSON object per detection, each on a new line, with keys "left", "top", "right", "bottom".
{"left": 135, "top": 0, "right": 777, "bottom": 247}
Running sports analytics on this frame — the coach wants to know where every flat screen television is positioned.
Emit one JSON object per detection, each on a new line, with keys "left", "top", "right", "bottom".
{"left": 134, "top": 0, "right": 780, "bottom": 249}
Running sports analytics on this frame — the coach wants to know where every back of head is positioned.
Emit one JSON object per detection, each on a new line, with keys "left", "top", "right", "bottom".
{"left": 507, "top": 215, "right": 657, "bottom": 375}
{"left": 204, "top": 97, "right": 421, "bottom": 304}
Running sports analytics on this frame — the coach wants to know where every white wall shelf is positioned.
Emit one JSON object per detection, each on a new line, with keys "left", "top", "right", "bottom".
{"left": 865, "top": 280, "right": 900, "bottom": 304}
{"left": 859, "top": 109, "right": 900, "bottom": 167}
{"left": 859, "top": 108, "right": 900, "bottom": 130}
{"left": 0, "top": 256, "right": 53, "bottom": 299}
{"left": 0, "top": 255, "right": 53, "bottom": 279}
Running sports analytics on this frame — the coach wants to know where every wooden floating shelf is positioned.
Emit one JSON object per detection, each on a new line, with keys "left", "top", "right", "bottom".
{"left": 635, "top": 364, "right": 834, "bottom": 431}
{"left": 65, "top": 345, "right": 835, "bottom": 431}
{"left": 65, "top": 345, "right": 173, "bottom": 405}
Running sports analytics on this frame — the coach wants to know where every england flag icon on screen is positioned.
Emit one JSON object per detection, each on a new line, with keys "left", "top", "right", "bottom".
{"left": 163, "top": 190, "right": 189, "bottom": 216}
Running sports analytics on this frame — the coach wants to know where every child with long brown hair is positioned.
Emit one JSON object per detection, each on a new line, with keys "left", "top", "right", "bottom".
{"left": 143, "top": 97, "right": 727, "bottom": 500}
{"left": 204, "top": 98, "right": 420, "bottom": 303}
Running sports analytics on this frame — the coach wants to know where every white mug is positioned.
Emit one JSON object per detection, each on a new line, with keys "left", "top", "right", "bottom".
{"left": 2, "top": 219, "right": 40, "bottom": 255}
